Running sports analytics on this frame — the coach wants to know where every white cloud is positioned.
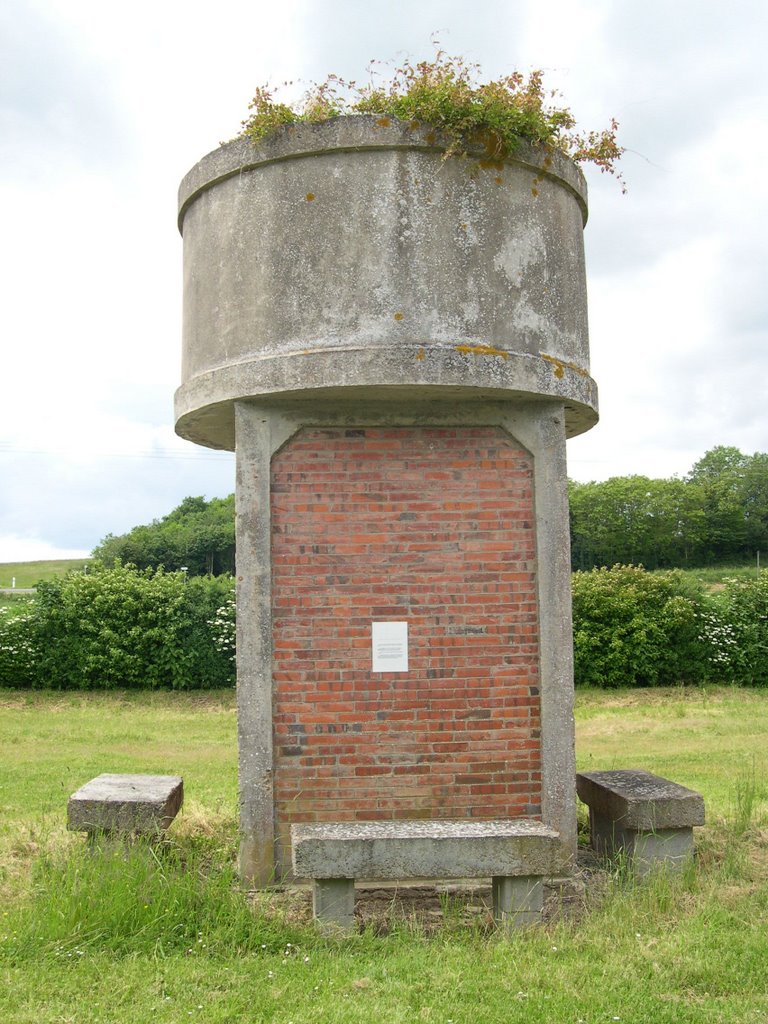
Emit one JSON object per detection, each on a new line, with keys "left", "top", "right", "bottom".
{"left": 2, "top": 0, "right": 767, "bottom": 549}
{"left": 0, "top": 536, "right": 92, "bottom": 563}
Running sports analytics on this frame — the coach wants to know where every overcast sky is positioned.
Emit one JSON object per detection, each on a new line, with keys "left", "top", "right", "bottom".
{"left": 2, "top": 0, "right": 766, "bottom": 560}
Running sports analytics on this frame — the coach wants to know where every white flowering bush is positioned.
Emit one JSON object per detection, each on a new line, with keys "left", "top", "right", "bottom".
{"left": 0, "top": 603, "right": 37, "bottom": 686}
{"left": 710, "top": 572, "right": 768, "bottom": 685}
{"left": 698, "top": 608, "right": 740, "bottom": 671}
{"left": 209, "top": 598, "right": 236, "bottom": 663}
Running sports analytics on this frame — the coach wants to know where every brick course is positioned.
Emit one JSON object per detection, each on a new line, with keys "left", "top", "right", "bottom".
{"left": 271, "top": 426, "right": 541, "bottom": 864}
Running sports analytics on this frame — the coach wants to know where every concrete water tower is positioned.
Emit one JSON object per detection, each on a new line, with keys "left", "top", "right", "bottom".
{"left": 175, "top": 116, "right": 598, "bottom": 885}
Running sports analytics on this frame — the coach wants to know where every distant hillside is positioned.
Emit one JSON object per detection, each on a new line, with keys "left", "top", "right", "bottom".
{"left": 0, "top": 559, "right": 93, "bottom": 589}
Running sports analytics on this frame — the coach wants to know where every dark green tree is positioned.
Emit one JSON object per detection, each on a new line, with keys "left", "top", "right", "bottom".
{"left": 93, "top": 495, "right": 235, "bottom": 576}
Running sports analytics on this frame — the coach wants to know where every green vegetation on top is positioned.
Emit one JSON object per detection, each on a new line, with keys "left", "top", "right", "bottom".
{"left": 239, "top": 45, "right": 625, "bottom": 186}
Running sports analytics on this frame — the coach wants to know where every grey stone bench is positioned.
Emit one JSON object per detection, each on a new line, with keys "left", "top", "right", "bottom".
{"left": 67, "top": 774, "right": 184, "bottom": 837}
{"left": 576, "top": 769, "right": 705, "bottom": 876}
{"left": 291, "top": 819, "right": 560, "bottom": 933}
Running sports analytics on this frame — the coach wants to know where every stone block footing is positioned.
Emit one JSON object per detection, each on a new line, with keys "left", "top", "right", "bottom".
{"left": 590, "top": 813, "right": 695, "bottom": 876}
{"left": 491, "top": 875, "right": 543, "bottom": 929}
{"left": 312, "top": 879, "right": 356, "bottom": 934}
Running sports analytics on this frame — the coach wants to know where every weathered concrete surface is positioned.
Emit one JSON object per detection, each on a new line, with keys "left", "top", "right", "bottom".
{"left": 180, "top": 115, "right": 594, "bottom": 888}
{"left": 67, "top": 774, "right": 183, "bottom": 834}
{"left": 292, "top": 819, "right": 560, "bottom": 879}
{"left": 577, "top": 769, "right": 705, "bottom": 875}
{"left": 176, "top": 116, "right": 596, "bottom": 451}
{"left": 576, "top": 769, "right": 705, "bottom": 830}
{"left": 312, "top": 878, "right": 356, "bottom": 934}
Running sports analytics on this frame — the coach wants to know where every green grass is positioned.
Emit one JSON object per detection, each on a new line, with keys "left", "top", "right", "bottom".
{"left": 575, "top": 686, "right": 768, "bottom": 818}
{"left": 1, "top": 687, "right": 767, "bottom": 1023}
{"left": 664, "top": 564, "right": 762, "bottom": 588}
{"left": 0, "top": 559, "right": 93, "bottom": 589}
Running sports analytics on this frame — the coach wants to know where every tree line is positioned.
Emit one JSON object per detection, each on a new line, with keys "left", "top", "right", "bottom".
{"left": 91, "top": 446, "right": 768, "bottom": 576}
{"left": 570, "top": 446, "right": 768, "bottom": 570}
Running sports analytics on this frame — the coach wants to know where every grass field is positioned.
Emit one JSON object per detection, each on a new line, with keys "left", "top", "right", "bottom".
{"left": 0, "top": 559, "right": 92, "bottom": 589}
{"left": 1, "top": 687, "right": 767, "bottom": 1023}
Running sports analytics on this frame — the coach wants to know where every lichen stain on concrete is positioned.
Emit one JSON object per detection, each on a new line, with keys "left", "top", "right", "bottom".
{"left": 393, "top": 312, "right": 405, "bottom": 321}
{"left": 416, "top": 348, "right": 426, "bottom": 360}
{"left": 305, "top": 193, "right": 316, "bottom": 202}
{"left": 540, "top": 353, "right": 590, "bottom": 379}
{"left": 376, "top": 117, "right": 392, "bottom": 128}
{"left": 455, "top": 343, "right": 509, "bottom": 361}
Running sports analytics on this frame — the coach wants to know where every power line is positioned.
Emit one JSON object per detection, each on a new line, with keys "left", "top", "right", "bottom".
{"left": 0, "top": 444, "right": 233, "bottom": 462}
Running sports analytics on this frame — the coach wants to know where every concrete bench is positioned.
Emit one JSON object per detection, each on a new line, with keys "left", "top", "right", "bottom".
{"left": 576, "top": 769, "right": 705, "bottom": 876}
{"left": 67, "top": 773, "right": 184, "bottom": 838}
{"left": 291, "top": 819, "right": 560, "bottom": 933}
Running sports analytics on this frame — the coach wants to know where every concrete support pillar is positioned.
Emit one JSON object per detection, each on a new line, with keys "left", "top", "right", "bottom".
{"left": 312, "top": 879, "right": 356, "bottom": 934}
{"left": 491, "top": 875, "right": 544, "bottom": 929}
{"left": 502, "top": 404, "right": 577, "bottom": 872}
{"left": 235, "top": 402, "right": 276, "bottom": 886}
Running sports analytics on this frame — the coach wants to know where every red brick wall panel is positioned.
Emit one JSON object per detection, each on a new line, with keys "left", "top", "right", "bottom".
{"left": 271, "top": 427, "right": 541, "bottom": 858}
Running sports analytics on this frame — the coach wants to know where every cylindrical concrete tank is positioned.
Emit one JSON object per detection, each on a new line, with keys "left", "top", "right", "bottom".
{"left": 175, "top": 115, "right": 597, "bottom": 448}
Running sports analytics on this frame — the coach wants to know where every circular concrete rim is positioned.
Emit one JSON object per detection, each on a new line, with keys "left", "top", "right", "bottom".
{"left": 177, "top": 114, "right": 589, "bottom": 232}
{"left": 174, "top": 347, "right": 598, "bottom": 451}
{"left": 175, "top": 116, "right": 596, "bottom": 450}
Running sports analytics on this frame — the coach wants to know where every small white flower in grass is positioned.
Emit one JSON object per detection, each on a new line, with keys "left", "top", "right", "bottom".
{"left": 304, "top": 956, "right": 310, "bottom": 963}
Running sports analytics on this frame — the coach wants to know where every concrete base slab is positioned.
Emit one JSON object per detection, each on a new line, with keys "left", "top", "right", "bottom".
{"left": 292, "top": 819, "right": 560, "bottom": 879}
{"left": 67, "top": 774, "right": 183, "bottom": 836}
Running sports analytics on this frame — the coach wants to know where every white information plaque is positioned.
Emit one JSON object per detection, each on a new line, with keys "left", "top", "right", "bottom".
{"left": 371, "top": 621, "right": 409, "bottom": 672}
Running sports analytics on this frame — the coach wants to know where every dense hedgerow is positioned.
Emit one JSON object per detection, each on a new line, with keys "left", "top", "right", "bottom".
{"left": 571, "top": 565, "right": 709, "bottom": 687}
{"left": 0, "top": 564, "right": 235, "bottom": 690}
{"left": 3, "top": 563, "right": 768, "bottom": 690}
{"left": 571, "top": 566, "right": 768, "bottom": 687}
{"left": 706, "top": 572, "right": 768, "bottom": 686}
